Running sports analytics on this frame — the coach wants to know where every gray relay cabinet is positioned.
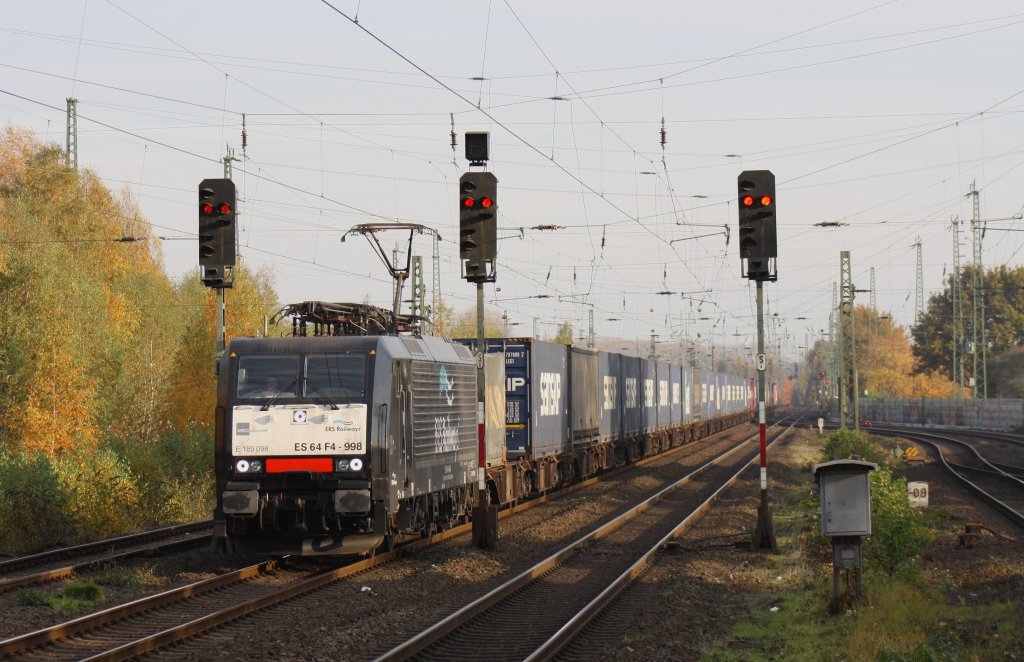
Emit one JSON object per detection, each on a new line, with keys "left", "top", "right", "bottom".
{"left": 812, "top": 459, "right": 878, "bottom": 537}
{"left": 811, "top": 458, "right": 878, "bottom": 613}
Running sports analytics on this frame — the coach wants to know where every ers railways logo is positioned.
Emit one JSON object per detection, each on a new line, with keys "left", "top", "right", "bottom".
{"left": 439, "top": 365, "right": 456, "bottom": 406}
{"left": 434, "top": 365, "right": 459, "bottom": 454}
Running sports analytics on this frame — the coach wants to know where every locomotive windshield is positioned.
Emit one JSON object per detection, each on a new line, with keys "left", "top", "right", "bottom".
{"left": 235, "top": 353, "right": 367, "bottom": 401}
{"left": 237, "top": 355, "right": 300, "bottom": 399}
{"left": 304, "top": 354, "right": 366, "bottom": 399}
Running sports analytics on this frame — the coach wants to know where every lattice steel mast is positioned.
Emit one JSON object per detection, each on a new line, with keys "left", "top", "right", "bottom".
{"left": 951, "top": 217, "right": 964, "bottom": 398}
{"left": 838, "top": 251, "right": 858, "bottom": 430}
{"left": 66, "top": 98, "right": 78, "bottom": 171}
{"left": 913, "top": 237, "right": 924, "bottom": 325}
{"left": 969, "top": 181, "right": 987, "bottom": 399}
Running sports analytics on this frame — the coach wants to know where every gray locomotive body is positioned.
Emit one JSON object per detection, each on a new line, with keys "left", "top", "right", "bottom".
{"left": 214, "top": 334, "right": 478, "bottom": 555}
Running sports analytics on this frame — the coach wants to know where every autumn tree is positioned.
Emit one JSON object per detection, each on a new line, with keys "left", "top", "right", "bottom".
{"left": 0, "top": 130, "right": 177, "bottom": 454}
{"left": 162, "top": 264, "right": 280, "bottom": 432}
{"left": 911, "top": 264, "right": 1024, "bottom": 393}
{"left": 551, "top": 321, "right": 574, "bottom": 345}
{"left": 800, "top": 305, "right": 953, "bottom": 402}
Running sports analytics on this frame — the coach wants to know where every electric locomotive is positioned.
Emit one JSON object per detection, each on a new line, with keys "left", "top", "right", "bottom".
{"left": 213, "top": 304, "right": 479, "bottom": 555}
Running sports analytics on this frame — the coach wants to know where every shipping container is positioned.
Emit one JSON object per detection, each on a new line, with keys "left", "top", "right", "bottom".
{"left": 669, "top": 363, "right": 683, "bottom": 428}
{"left": 569, "top": 346, "right": 600, "bottom": 447}
{"left": 641, "top": 359, "right": 658, "bottom": 433}
{"left": 598, "top": 351, "right": 621, "bottom": 444}
{"left": 457, "top": 338, "right": 568, "bottom": 459}
{"left": 620, "top": 355, "right": 644, "bottom": 438}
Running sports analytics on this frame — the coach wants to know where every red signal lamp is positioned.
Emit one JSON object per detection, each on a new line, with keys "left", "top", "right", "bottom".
{"left": 760, "top": 195, "right": 773, "bottom": 206}
{"left": 480, "top": 197, "right": 493, "bottom": 208}
{"left": 742, "top": 195, "right": 754, "bottom": 207}
{"left": 218, "top": 203, "right": 232, "bottom": 214}
{"left": 463, "top": 197, "right": 475, "bottom": 208}
{"left": 201, "top": 202, "right": 214, "bottom": 214}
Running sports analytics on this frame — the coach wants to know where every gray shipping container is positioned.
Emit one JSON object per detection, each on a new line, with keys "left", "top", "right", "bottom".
{"left": 621, "top": 355, "right": 644, "bottom": 437}
{"left": 669, "top": 363, "right": 683, "bottom": 427}
{"left": 641, "top": 359, "right": 658, "bottom": 433}
{"left": 598, "top": 352, "right": 621, "bottom": 443}
{"left": 569, "top": 346, "right": 600, "bottom": 447}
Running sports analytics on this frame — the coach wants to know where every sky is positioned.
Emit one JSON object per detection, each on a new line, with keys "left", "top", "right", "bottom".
{"left": 2, "top": 0, "right": 1022, "bottom": 366}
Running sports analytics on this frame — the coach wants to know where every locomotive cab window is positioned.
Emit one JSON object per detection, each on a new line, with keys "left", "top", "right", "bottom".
{"left": 236, "top": 355, "right": 300, "bottom": 399}
{"left": 304, "top": 353, "right": 367, "bottom": 399}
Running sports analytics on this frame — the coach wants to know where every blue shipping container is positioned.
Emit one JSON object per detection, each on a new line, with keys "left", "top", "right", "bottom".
{"left": 471, "top": 339, "right": 568, "bottom": 459}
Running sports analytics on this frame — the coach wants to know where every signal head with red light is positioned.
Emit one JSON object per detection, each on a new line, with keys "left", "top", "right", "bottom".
{"left": 198, "top": 178, "right": 237, "bottom": 286}
{"left": 459, "top": 171, "right": 498, "bottom": 283}
{"left": 737, "top": 170, "right": 777, "bottom": 281}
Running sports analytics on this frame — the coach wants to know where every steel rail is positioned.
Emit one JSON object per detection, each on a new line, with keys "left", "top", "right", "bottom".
{"left": 0, "top": 520, "right": 212, "bottom": 575}
{"left": 0, "top": 559, "right": 279, "bottom": 657}
{"left": 527, "top": 419, "right": 798, "bottom": 661}
{"left": 1, "top": 417, "right": 771, "bottom": 660}
{"left": 0, "top": 536, "right": 208, "bottom": 594}
{"left": 373, "top": 417, "right": 799, "bottom": 661}
{"left": 872, "top": 427, "right": 1024, "bottom": 530}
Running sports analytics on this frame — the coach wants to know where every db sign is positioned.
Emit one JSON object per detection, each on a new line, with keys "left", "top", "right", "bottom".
{"left": 907, "top": 481, "right": 929, "bottom": 508}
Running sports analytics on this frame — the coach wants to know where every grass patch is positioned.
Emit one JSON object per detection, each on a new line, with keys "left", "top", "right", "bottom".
{"left": 16, "top": 589, "right": 49, "bottom": 607}
{"left": 87, "top": 561, "right": 163, "bottom": 591}
{"left": 18, "top": 581, "right": 107, "bottom": 614}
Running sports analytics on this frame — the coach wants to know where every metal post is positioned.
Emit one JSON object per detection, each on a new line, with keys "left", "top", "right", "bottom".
{"left": 66, "top": 98, "right": 78, "bottom": 171}
{"left": 969, "top": 182, "right": 987, "bottom": 399}
{"left": 432, "top": 233, "right": 442, "bottom": 334}
{"left": 472, "top": 282, "right": 497, "bottom": 549}
{"left": 217, "top": 289, "right": 226, "bottom": 353}
{"left": 754, "top": 280, "right": 777, "bottom": 552}
{"left": 839, "top": 251, "right": 857, "bottom": 430}
{"left": 951, "top": 218, "right": 963, "bottom": 398}
{"left": 216, "top": 149, "right": 234, "bottom": 353}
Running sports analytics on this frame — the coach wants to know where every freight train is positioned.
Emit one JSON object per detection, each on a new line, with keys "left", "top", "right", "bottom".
{"left": 212, "top": 302, "right": 771, "bottom": 555}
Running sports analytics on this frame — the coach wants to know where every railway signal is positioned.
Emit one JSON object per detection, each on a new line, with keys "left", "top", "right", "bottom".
{"left": 737, "top": 170, "right": 777, "bottom": 282}
{"left": 736, "top": 169, "right": 779, "bottom": 552}
{"left": 198, "top": 178, "right": 236, "bottom": 288}
{"left": 459, "top": 171, "right": 498, "bottom": 283}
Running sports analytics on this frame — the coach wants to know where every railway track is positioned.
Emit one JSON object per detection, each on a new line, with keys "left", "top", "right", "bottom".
{"left": 873, "top": 427, "right": 1024, "bottom": 531}
{"left": 1, "top": 418, "right": 796, "bottom": 660}
{"left": 373, "top": 419, "right": 797, "bottom": 661}
{"left": 0, "top": 522, "right": 212, "bottom": 593}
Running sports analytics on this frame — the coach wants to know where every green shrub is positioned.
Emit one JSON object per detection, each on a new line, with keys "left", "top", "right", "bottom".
{"left": 0, "top": 427, "right": 214, "bottom": 555}
{"left": 106, "top": 426, "right": 214, "bottom": 525}
{"left": 54, "top": 446, "right": 142, "bottom": 540}
{"left": 822, "top": 427, "right": 887, "bottom": 466}
{"left": 865, "top": 469, "right": 931, "bottom": 576}
{"left": 0, "top": 449, "right": 73, "bottom": 555}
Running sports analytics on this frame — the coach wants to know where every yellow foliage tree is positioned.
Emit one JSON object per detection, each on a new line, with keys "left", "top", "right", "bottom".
{"left": 162, "top": 264, "right": 279, "bottom": 431}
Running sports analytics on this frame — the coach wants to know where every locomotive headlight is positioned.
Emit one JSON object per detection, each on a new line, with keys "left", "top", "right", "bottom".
{"left": 336, "top": 458, "right": 350, "bottom": 471}
{"left": 249, "top": 459, "right": 263, "bottom": 473}
{"left": 349, "top": 458, "right": 363, "bottom": 471}
{"left": 235, "top": 459, "right": 250, "bottom": 473}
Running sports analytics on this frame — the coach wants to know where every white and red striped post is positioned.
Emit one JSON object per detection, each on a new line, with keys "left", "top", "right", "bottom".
{"left": 753, "top": 279, "right": 777, "bottom": 552}
{"left": 471, "top": 283, "right": 497, "bottom": 549}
